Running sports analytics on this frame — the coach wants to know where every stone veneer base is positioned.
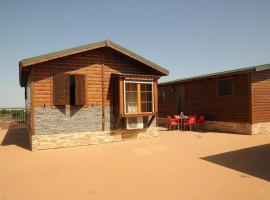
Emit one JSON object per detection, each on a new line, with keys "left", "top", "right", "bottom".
{"left": 31, "top": 127, "right": 158, "bottom": 151}
{"left": 203, "top": 121, "right": 251, "bottom": 134}
{"left": 159, "top": 117, "right": 270, "bottom": 135}
{"left": 203, "top": 121, "right": 270, "bottom": 135}
{"left": 158, "top": 117, "right": 252, "bottom": 134}
{"left": 252, "top": 122, "right": 270, "bottom": 134}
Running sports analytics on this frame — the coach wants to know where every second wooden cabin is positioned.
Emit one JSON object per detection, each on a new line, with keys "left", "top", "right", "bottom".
{"left": 158, "top": 64, "right": 270, "bottom": 134}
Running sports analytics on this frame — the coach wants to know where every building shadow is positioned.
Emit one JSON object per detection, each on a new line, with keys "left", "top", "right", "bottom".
{"left": 201, "top": 144, "right": 270, "bottom": 181}
{"left": 1, "top": 126, "right": 31, "bottom": 150}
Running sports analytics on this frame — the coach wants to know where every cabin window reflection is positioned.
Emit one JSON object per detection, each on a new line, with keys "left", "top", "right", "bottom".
{"left": 158, "top": 88, "right": 166, "bottom": 103}
{"left": 141, "top": 83, "right": 153, "bottom": 112}
{"left": 125, "top": 83, "right": 138, "bottom": 113}
{"left": 218, "top": 79, "right": 233, "bottom": 96}
{"left": 124, "top": 81, "right": 153, "bottom": 114}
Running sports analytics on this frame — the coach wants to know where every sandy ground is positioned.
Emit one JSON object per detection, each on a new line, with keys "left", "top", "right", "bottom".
{"left": 0, "top": 128, "right": 269, "bottom": 200}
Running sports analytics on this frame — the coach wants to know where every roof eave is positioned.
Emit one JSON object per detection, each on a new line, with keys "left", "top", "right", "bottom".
{"left": 19, "top": 40, "right": 169, "bottom": 77}
{"left": 255, "top": 64, "right": 270, "bottom": 72}
{"left": 106, "top": 40, "right": 169, "bottom": 76}
{"left": 160, "top": 64, "right": 270, "bottom": 86}
{"left": 20, "top": 41, "right": 106, "bottom": 67}
{"left": 19, "top": 61, "right": 23, "bottom": 86}
{"left": 159, "top": 67, "right": 255, "bottom": 86}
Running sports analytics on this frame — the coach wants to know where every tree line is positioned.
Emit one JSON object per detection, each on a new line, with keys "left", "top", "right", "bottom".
{"left": 0, "top": 109, "right": 25, "bottom": 116}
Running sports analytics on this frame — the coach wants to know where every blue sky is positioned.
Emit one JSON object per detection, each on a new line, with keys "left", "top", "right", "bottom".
{"left": 1, "top": 0, "right": 270, "bottom": 107}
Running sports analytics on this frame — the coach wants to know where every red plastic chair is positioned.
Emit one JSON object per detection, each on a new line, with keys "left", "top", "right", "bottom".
{"left": 174, "top": 115, "right": 183, "bottom": 130}
{"left": 167, "top": 116, "right": 179, "bottom": 131}
{"left": 197, "top": 116, "right": 205, "bottom": 131}
{"left": 184, "top": 117, "right": 197, "bottom": 131}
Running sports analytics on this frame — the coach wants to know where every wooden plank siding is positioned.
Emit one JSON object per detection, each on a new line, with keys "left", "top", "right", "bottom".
{"left": 154, "top": 79, "right": 158, "bottom": 113}
{"left": 31, "top": 47, "right": 157, "bottom": 108}
{"left": 251, "top": 69, "right": 270, "bottom": 123}
{"left": 158, "top": 86, "right": 178, "bottom": 117}
{"left": 30, "top": 69, "right": 35, "bottom": 135}
{"left": 159, "top": 73, "right": 251, "bottom": 122}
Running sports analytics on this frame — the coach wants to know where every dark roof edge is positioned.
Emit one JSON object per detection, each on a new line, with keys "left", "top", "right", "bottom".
{"left": 20, "top": 41, "right": 105, "bottom": 66}
{"left": 106, "top": 40, "right": 169, "bottom": 75}
{"left": 19, "top": 40, "right": 169, "bottom": 76}
{"left": 159, "top": 64, "right": 270, "bottom": 86}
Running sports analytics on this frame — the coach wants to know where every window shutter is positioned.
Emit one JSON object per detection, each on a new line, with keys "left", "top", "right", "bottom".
{"left": 75, "top": 74, "right": 86, "bottom": 105}
{"left": 53, "top": 74, "right": 69, "bottom": 105}
{"left": 113, "top": 78, "right": 119, "bottom": 115}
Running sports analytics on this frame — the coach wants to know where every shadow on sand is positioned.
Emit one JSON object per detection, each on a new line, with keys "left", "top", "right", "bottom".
{"left": 1, "top": 127, "right": 31, "bottom": 150}
{"left": 201, "top": 143, "right": 270, "bottom": 181}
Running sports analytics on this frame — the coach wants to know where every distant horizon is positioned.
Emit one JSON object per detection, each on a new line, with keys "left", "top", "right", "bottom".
{"left": 1, "top": 0, "right": 270, "bottom": 107}
{"left": 0, "top": 107, "right": 24, "bottom": 109}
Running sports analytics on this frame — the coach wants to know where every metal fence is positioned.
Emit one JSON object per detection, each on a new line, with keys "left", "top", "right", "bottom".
{"left": 0, "top": 113, "right": 26, "bottom": 130}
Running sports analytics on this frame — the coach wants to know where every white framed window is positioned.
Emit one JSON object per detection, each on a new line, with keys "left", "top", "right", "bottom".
{"left": 124, "top": 80, "right": 154, "bottom": 114}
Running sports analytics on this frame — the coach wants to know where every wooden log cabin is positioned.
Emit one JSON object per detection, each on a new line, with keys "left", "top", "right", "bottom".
{"left": 19, "top": 40, "right": 169, "bottom": 150}
{"left": 158, "top": 64, "right": 270, "bottom": 134}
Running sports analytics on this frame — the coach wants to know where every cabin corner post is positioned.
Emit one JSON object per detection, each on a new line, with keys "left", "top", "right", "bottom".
{"left": 154, "top": 79, "right": 158, "bottom": 113}
{"left": 30, "top": 69, "right": 35, "bottom": 136}
{"left": 137, "top": 83, "right": 141, "bottom": 113}
{"left": 249, "top": 71, "right": 253, "bottom": 125}
{"left": 154, "top": 79, "right": 158, "bottom": 126}
{"left": 119, "top": 77, "right": 124, "bottom": 115}
{"left": 249, "top": 69, "right": 270, "bottom": 134}
{"left": 101, "top": 48, "right": 105, "bottom": 131}
{"left": 114, "top": 77, "right": 124, "bottom": 130}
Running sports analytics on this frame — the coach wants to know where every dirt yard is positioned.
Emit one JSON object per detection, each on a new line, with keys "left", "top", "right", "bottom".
{"left": 0, "top": 128, "right": 269, "bottom": 200}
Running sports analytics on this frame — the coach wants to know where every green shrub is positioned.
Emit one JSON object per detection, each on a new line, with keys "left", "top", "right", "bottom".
{"left": 0, "top": 109, "right": 25, "bottom": 116}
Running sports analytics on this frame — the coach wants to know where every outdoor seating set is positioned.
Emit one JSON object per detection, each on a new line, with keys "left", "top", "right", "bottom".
{"left": 167, "top": 113, "right": 205, "bottom": 131}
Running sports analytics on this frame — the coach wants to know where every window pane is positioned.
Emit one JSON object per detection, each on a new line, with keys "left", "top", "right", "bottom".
{"left": 158, "top": 88, "right": 166, "bottom": 103}
{"left": 218, "top": 79, "right": 233, "bottom": 96}
{"left": 141, "top": 84, "right": 152, "bottom": 91}
{"left": 141, "top": 83, "right": 153, "bottom": 112}
{"left": 127, "top": 102, "right": 138, "bottom": 113}
{"left": 125, "top": 83, "right": 138, "bottom": 113}
{"left": 125, "top": 82, "right": 153, "bottom": 113}
{"left": 126, "top": 83, "right": 137, "bottom": 92}
{"left": 70, "top": 75, "right": 75, "bottom": 105}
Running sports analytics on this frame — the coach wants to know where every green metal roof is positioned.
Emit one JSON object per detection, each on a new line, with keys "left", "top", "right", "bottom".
{"left": 19, "top": 40, "right": 169, "bottom": 75}
{"left": 159, "top": 64, "right": 270, "bottom": 86}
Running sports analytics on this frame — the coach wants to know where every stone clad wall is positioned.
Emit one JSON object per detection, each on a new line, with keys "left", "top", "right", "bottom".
{"left": 252, "top": 122, "right": 270, "bottom": 134}
{"left": 201, "top": 121, "right": 270, "bottom": 134}
{"left": 32, "top": 106, "right": 158, "bottom": 150}
{"left": 104, "top": 106, "right": 114, "bottom": 131}
{"left": 158, "top": 117, "right": 270, "bottom": 135}
{"left": 31, "top": 127, "right": 158, "bottom": 150}
{"left": 34, "top": 106, "right": 107, "bottom": 134}
{"left": 203, "top": 121, "right": 251, "bottom": 134}
{"left": 35, "top": 106, "right": 156, "bottom": 134}
{"left": 158, "top": 117, "right": 252, "bottom": 134}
